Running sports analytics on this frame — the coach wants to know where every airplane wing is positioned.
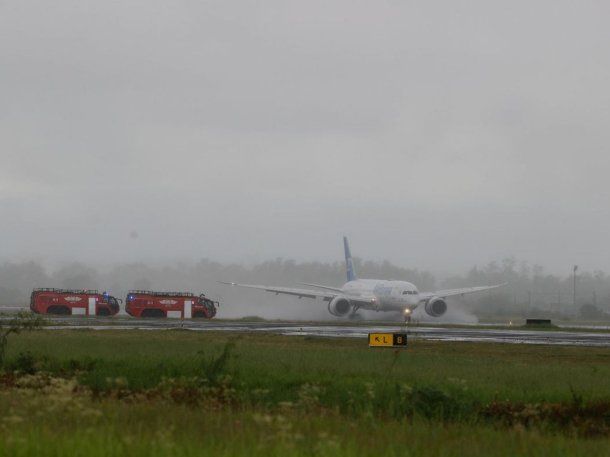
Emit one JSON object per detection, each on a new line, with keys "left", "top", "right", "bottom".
{"left": 420, "top": 283, "right": 507, "bottom": 300}
{"left": 298, "top": 283, "right": 345, "bottom": 293}
{"left": 219, "top": 281, "right": 378, "bottom": 307}
{"left": 218, "top": 282, "right": 338, "bottom": 302}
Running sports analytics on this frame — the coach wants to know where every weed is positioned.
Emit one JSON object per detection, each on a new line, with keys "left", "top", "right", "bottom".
{"left": 198, "top": 339, "right": 237, "bottom": 386}
{"left": 8, "top": 351, "right": 39, "bottom": 374}
{"left": 0, "top": 313, "right": 44, "bottom": 367}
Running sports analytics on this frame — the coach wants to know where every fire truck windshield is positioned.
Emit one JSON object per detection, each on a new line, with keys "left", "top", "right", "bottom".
{"left": 107, "top": 296, "right": 120, "bottom": 311}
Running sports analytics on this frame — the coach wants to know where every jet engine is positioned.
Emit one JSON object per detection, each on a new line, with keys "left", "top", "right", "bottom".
{"left": 424, "top": 297, "right": 447, "bottom": 317}
{"left": 328, "top": 296, "right": 352, "bottom": 317}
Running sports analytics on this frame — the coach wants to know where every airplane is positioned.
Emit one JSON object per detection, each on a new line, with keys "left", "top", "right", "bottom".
{"left": 220, "top": 237, "right": 506, "bottom": 321}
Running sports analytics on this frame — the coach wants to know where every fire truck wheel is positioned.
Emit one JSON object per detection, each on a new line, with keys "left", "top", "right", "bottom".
{"left": 47, "top": 305, "right": 70, "bottom": 315}
{"left": 193, "top": 311, "right": 206, "bottom": 318}
{"left": 141, "top": 309, "right": 166, "bottom": 318}
{"left": 97, "top": 308, "right": 110, "bottom": 316}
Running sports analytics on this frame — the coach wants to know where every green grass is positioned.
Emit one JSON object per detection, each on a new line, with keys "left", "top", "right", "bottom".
{"left": 1, "top": 401, "right": 608, "bottom": 457}
{"left": 6, "top": 330, "right": 610, "bottom": 402}
{"left": 0, "top": 405, "right": 606, "bottom": 456}
{"left": 1, "top": 330, "right": 610, "bottom": 455}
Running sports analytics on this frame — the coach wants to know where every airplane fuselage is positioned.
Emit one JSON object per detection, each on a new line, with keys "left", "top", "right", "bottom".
{"left": 341, "top": 279, "right": 420, "bottom": 312}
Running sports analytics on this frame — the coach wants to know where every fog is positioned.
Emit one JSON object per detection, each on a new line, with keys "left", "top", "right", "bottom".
{"left": 2, "top": 3, "right": 610, "bottom": 287}
{"left": 1, "top": 258, "right": 609, "bottom": 322}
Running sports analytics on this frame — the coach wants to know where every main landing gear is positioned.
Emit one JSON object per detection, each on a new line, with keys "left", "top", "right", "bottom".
{"left": 348, "top": 305, "right": 362, "bottom": 320}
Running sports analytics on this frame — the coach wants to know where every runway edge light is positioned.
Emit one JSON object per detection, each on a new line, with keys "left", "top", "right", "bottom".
{"left": 368, "top": 333, "right": 408, "bottom": 348}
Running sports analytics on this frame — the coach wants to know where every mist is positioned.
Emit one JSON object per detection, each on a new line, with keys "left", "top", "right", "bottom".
{"left": 1, "top": 257, "right": 609, "bottom": 322}
{"left": 2, "top": 2, "right": 610, "bottom": 291}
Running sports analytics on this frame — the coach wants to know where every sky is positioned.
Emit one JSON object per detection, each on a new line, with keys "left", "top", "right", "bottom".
{"left": 1, "top": 0, "right": 609, "bottom": 275}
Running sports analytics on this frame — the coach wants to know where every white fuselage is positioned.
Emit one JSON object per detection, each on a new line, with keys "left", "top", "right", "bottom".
{"left": 341, "top": 279, "right": 420, "bottom": 312}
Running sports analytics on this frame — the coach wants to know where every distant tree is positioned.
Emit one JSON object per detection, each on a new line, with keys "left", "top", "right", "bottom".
{"left": 0, "top": 287, "right": 21, "bottom": 306}
{"left": 52, "top": 263, "right": 99, "bottom": 290}
{"left": 0, "top": 261, "right": 50, "bottom": 305}
{"left": 133, "top": 277, "right": 152, "bottom": 290}
{"left": 579, "top": 304, "right": 606, "bottom": 320}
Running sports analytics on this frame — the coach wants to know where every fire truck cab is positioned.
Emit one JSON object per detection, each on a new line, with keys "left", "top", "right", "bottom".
{"left": 125, "top": 290, "right": 218, "bottom": 319}
{"left": 30, "top": 288, "right": 121, "bottom": 316}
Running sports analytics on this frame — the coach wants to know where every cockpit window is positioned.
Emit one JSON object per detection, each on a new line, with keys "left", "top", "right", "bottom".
{"left": 402, "top": 291, "right": 417, "bottom": 295}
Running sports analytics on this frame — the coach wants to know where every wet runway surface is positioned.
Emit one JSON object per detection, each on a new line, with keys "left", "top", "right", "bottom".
{"left": 13, "top": 315, "right": 610, "bottom": 347}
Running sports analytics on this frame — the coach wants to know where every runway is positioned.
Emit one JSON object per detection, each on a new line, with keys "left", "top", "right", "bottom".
{"left": 12, "top": 315, "right": 610, "bottom": 347}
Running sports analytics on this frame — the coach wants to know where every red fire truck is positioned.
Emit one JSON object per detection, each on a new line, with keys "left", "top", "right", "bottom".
{"left": 125, "top": 290, "right": 218, "bottom": 319}
{"left": 30, "top": 288, "right": 121, "bottom": 316}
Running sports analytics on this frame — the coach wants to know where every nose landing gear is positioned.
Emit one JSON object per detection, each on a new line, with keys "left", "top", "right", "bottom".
{"left": 403, "top": 308, "right": 412, "bottom": 324}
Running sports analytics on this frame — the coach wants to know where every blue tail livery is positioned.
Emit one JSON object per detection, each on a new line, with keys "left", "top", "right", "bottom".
{"left": 344, "top": 236, "right": 357, "bottom": 282}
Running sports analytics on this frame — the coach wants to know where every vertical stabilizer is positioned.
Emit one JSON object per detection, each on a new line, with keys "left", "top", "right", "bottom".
{"left": 343, "top": 236, "right": 357, "bottom": 282}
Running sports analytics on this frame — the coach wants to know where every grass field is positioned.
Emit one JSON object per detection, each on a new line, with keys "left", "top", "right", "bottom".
{"left": 1, "top": 330, "right": 609, "bottom": 456}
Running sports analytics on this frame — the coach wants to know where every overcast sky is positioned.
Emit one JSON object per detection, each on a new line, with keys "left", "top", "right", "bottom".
{"left": 1, "top": 1, "right": 609, "bottom": 275}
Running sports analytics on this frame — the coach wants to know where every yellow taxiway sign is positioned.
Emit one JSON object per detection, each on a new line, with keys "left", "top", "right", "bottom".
{"left": 368, "top": 333, "right": 408, "bottom": 348}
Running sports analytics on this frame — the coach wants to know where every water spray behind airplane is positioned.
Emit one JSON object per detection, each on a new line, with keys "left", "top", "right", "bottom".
{"left": 221, "top": 237, "right": 505, "bottom": 321}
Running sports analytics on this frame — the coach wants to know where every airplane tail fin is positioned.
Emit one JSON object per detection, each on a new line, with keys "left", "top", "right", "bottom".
{"left": 343, "top": 236, "right": 357, "bottom": 282}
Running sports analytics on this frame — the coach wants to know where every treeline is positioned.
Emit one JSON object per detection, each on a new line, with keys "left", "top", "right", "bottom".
{"left": 0, "top": 258, "right": 608, "bottom": 319}
{"left": 442, "top": 259, "right": 610, "bottom": 319}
